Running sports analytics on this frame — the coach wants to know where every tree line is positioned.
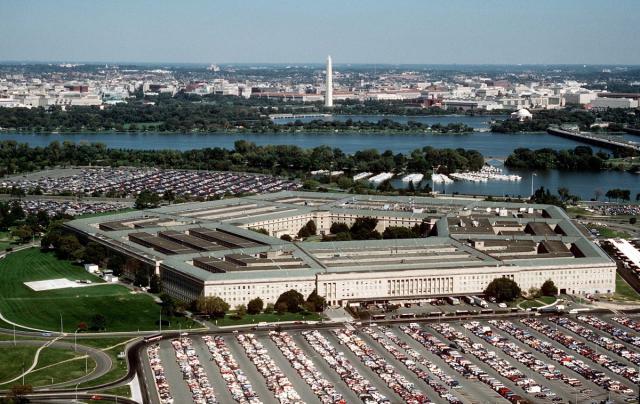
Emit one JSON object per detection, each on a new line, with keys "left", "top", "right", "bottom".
{"left": 0, "top": 95, "right": 471, "bottom": 134}
{"left": 0, "top": 140, "right": 485, "bottom": 185}
{"left": 504, "top": 146, "right": 609, "bottom": 171}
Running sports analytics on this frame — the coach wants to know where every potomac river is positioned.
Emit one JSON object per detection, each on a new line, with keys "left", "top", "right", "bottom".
{"left": 1, "top": 115, "right": 638, "bottom": 200}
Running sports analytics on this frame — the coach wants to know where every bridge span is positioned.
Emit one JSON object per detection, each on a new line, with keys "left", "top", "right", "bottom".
{"left": 547, "top": 127, "right": 640, "bottom": 153}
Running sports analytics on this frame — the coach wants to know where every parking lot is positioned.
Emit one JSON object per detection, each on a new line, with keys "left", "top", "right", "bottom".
{"left": 1, "top": 167, "right": 300, "bottom": 198}
{"left": 143, "top": 314, "right": 640, "bottom": 404}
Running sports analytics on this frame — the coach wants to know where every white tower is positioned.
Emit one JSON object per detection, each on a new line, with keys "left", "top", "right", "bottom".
{"left": 325, "top": 55, "right": 333, "bottom": 107}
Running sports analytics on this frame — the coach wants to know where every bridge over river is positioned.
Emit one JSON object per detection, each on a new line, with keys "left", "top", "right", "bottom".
{"left": 547, "top": 127, "right": 640, "bottom": 153}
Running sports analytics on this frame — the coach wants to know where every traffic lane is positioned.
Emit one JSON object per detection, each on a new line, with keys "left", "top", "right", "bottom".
{"left": 258, "top": 336, "right": 322, "bottom": 404}
{"left": 157, "top": 339, "right": 193, "bottom": 404}
{"left": 192, "top": 338, "right": 236, "bottom": 404}
{"left": 486, "top": 320, "right": 609, "bottom": 400}
{"left": 388, "top": 324, "right": 507, "bottom": 404}
{"left": 517, "top": 320, "right": 639, "bottom": 396}
{"left": 426, "top": 323, "right": 541, "bottom": 404}
{"left": 292, "top": 332, "right": 364, "bottom": 404}
{"left": 223, "top": 335, "right": 279, "bottom": 404}
{"left": 358, "top": 328, "right": 449, "bottom": 404}
{"left": 321, "top": 329, "right": 405, "bottom": 403}
{"left": 449, "top": 322, "right": 576, "bottom": 403}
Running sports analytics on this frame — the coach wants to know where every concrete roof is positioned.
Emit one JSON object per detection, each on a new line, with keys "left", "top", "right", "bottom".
{"left": 65, "top": 191, "right": 614, "bottom": 283}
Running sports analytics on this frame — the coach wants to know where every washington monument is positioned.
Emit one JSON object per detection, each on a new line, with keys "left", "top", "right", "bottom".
{"left": 325, "top": 55, "right": 333, "bottom": 107}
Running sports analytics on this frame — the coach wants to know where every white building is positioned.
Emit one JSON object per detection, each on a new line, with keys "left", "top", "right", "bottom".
{"left": 68, "top": 192, "right": 616, "bottom": 307}
{"left": 591, "top": 97, "right": 638, "bottom": 110}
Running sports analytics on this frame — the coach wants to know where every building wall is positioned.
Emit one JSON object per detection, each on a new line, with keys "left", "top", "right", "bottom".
{"left": 245, "top": 211, "right": 426, "bottom": 238}
{"left": 316, "top": 263, "right": 615, "bottom": 306}
{"left": 203, "top": 277, "right": 316, "bottom": 306}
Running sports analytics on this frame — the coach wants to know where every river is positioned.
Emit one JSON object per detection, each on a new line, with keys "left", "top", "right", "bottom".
{"left": 0, "top": 114, "right": 638, "bottom": 200}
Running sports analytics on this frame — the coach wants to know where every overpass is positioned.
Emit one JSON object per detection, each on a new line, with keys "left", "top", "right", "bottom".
{"left": 547, "top": 127, "right": 640, "bottom": 153}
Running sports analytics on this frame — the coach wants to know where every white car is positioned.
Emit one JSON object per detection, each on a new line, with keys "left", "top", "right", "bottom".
{"left": 498, "top": 303, "right": 507, "bottom": 308}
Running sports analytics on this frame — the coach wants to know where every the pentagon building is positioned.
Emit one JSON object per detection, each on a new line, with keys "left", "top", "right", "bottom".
{"left": 66, "top": 191, "right": 616, "bottom": 306}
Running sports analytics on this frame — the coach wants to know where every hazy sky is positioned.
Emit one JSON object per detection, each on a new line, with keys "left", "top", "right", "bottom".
{"left": 2, "top": 0, "right": 639, "bottom": 64}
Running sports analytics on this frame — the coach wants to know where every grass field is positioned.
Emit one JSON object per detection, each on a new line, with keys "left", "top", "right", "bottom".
{"left": 0, "top": 248, "right": 186, "bottom": 332}
{"left": 214, "top": 311, "right": 322, "bottom": 327}
{"left": 614, "top": 274, "right": 640, "bottom": 302}
{"left": 0, "top": 346, "right": 39, "bottom": 383}
{"left": 24, "top": 348, "right": 95, "bottom": 387}
{"left": 0, "top": 345, "right": 83, "bottom": 386}
{"left": 588, "top": 225, "right": 632, "bottom": 239}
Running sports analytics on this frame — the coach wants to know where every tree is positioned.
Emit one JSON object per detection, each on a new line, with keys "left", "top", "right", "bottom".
{"left": 159, "top": 293, "right": 176, "bottom": 317}
{"left": 134, "top": 268, "right": 150, "bottom": 288}
{"left": 11, "top": 225, "right": 33, "bottom": 244}
{"left": 196, "top": 296, "right": 230, "bottom": 319}
{"left": 330, "top": 222, "right": 350, "bottom": 234}
{"left": 350, "top": 217, "right": 381, "bottom": 240}
{"left": 297, "top": 220, "right": 317, "bottom": 239}
{"left": 306, "top": 289, "right": 326, "bottom": 312}
{"left": 83, "top": 241, "right": 107, "bottom": 265}
{"left": 77, "top": 321, "right": 88, "bottom": 332}
{"left": 56, "top": 234, "right": 84, "bottom": 261}
{"left": 235, "top": 304, "right": 247, "bottom": 318}
{"left": 264, "top": 303, "right": 275, "bottom": 314}
{"left": 8, "top": 384, "right": 33, "bottom": 402}
{"left": 90, "top": 314, "right": 107, "bottom": 331}
{"left": 275, "top": 301, "right": 288, "bottom": 314}
{"left": 108, "top": 254, "right": 125, "bottom": 276}
{"left": 280, "top": 234, "right": 293, "bottom": 242}
{"left": 134, "top": 189, "right": 161, "bottom": 209}
{"left": 484, "top": 277, "right": 521, "bottom": 303}
{"left": 247, "top": 297, "right": 264, "bottom": 315}
{"left": 540, "top": 279, "right": 559, "bottom": 297}
{"left": 630, "top": 217, "right": 637, "bottom": 225}
{"left": 149, "top": 274, "right": 162, "bottom": 293}
{"left": 275, "top": 289, "right": 305, "bottom": 313}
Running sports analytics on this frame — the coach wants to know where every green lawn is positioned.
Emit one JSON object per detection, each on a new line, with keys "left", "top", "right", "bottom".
{"left": 213, "top": 311, "right": 322, "bottom": 327}
{"left": 614, "top": 274, "right": 640, "bottom": 302}
{"left": 0, "top": 248, "right": 185, "bottom": 332}
{"left": 0, "top": 346, "right": 39, "bottom": 383}
{"left": 77, "top": 344, "right": 128, "bottom": 389}
{"left": 96, "top": 385, "right": 131, "bottom": 398}
{"left": 588, "top": 225, "right": 632, "bottom": 239}
{"left": 0, "top": 345, "right": 83, "bottom": 386}
{"left": 24, "top": 351, "right": 96, "bottom": 387}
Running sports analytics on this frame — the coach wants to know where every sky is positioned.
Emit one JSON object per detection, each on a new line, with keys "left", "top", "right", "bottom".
{"left": 1, "top": 0, "right": 639, "bottom": 65}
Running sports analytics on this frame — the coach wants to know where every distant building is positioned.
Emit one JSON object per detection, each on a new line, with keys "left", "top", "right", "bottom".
{"left": 563, "top": 92, "right": 597, "bottom": 105}
{"left": 591, "top": 97, "right": 639, "bottom": 110}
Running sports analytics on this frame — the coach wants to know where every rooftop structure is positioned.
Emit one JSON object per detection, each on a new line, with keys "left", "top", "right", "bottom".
{"left": 66, "top": 191, "right": 616, "bottom": 306}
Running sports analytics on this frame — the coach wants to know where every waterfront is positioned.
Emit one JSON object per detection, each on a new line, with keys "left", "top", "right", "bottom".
{"left": 1, "top": 123, "right": 638, "bottom": 200}
{"left": 3, "top": 130, "right": 637, "bottom": 157}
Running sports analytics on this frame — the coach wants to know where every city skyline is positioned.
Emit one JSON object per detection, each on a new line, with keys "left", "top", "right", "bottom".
{"left": 1, "top": 0, "right": 640, "bottom": 65}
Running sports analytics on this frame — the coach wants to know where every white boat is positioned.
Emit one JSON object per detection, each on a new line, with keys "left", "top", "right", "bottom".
{"left": 369, "top": 172, "right": 394, "bottom": 183}
{"left": 353, "top": 172, "right": 373, "bottom": 181}
{"left": 402, "top": 173, "right": 424, "bottom": 183}
{"left": 431, "top": 173, "right": 453, "bottom": 184}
